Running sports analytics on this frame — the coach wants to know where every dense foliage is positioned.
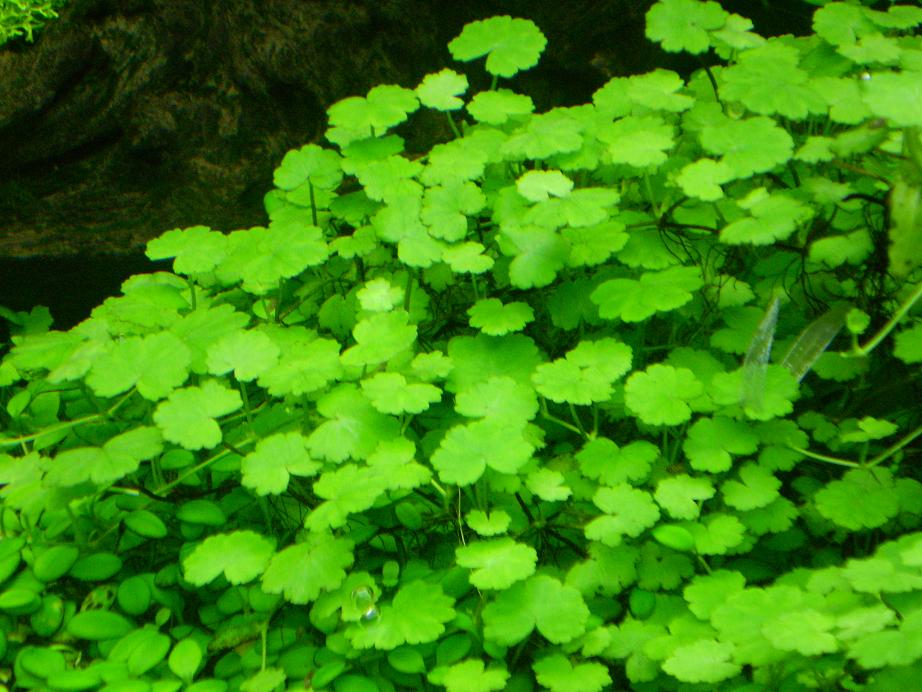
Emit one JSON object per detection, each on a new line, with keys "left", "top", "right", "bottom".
{"left": 1, "top": 0, "right": 922, "bottom": 689}
{"left": 0, "top": 0, "right": 66, "bottom": 46}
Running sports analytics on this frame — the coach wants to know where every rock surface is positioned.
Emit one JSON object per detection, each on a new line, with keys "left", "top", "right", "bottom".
{"left": 0, "top": 0, "right": 655, "bottom": 258}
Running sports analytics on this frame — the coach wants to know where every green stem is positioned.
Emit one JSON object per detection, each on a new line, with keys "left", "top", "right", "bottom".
{"left": 239, "top": 381, "right": 254, "bottom": 429}
{"left": 867, "top": 423, "right": 922, "bottom": 468}
{"left": 696, "top": 555, "right": 712, "bottom": 575}
{"left": 853, "top": 282, "right": 922, "bottom": 356}
{"left": 787, "top": 446, "right": 861, "bottom": 468}
{"left": 404, "top": 271, "right": 414, "bottom": 312}
{"left": 308, "top": 182, "right": 318, "bottom": 227}
{"left": 155, "top": 444, "right": 243, "bottom": 495}
{"left": 0, "top": 390, "right": 135, "bottom": 449}
{"left": 568, "top": 403, "right": 588, "bottom": 438}
{"left": 538, "top": 397, "right": 583, "bottom": 437}
{"left": 446, "top": 113, "right": 462, "bottom": 139}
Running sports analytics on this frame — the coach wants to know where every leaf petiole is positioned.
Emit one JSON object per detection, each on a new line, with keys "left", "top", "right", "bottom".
{"left": 852, "top": 282, "right": 922, "bottom": 357}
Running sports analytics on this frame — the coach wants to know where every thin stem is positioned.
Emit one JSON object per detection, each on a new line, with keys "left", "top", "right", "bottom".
{"left": 788, "top": 445, "right": 861, "bottom": 468}
{"left": 867, "top": 423, "right": 922, "bottom": 468}
{"left": 239, "top": 382, "right": 254, "bottom": 430}
{"left": 155, "top": 445, "right": 241, "bottom": 495}
{"left": 446, "top": 113, "right": 462, "bottom": 139}
{"left": 0, "top": 390, "right": 135, "bottom": 449}
{"left": 696, "top": 555, "right": 713, "bottom": 575}
{"left": 538, "top": 397, "right": 583, "bottom": 436}
{"left": 567, "top": 403, "right": 588, "bottom": 438}
{"left": 308, "top": 182, "right": 318, "bottom": 227}
{"left": 854, "top": 282, "right": 922, "bottom": 356}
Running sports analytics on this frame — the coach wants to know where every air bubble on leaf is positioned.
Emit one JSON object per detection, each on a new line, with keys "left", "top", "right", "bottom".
{"left": 352, "top": 586, "right": 379, "bottom": 622}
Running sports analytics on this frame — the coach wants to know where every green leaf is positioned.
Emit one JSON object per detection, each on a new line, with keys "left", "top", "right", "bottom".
{"left": 217, "top": 221, "right": 329, "bottom": 294}
{"left": 123, "top": 510, "right": 167, "bottom": 539}
{"left": 809, "top": 229, "right": 873, "bottom": 267}
{"left": 87, "top": 332, "right": 191, "bottom": 401}
{"left": 67, "top": 611, "right": 134, "bottom": 640}
{"left": 838, "top": 416, "right": 898, "bottom": 444}
{"left": 577, "top": 438, "right": 658, "bottom": 486}
{"left": 720, "top": 188, "right": 814, "bottom": 245}
{"left": 848, "top": 610, "right": 922, "bottom": 669}
{"left": 258, "top": 334, "right": 343, "bottom": 397}
{"left": 563, "top": 219, "right": 628, "bottom": 267}
{"left": 356, "top": 277, "right": 403, "bottom": 312}
{"left": 526, "top": 467, "right": 571, "bottom": 502}
{"left": 710, "top": 365, "right": 799, "bottom": 421}
{"left": 682, "top": 416, "right": 759, "bottom": 473}
{"left": 501, "top": 111, "right": 583, "bottom": 160}
{"left": 467, "top": 89, "right": 534, "bottom": 125}
{"left": 585, "top": 484, "right": 660, "bottom": 547}
{"left": 683, "top": 570, "right": 746, "bottom": 619}
{"left": 468, "top": 299, "right": 534, "bottom": 336}
{"left": 516, "top": 170, "right": 573, "bottom": 202}
{"left": 273, "top": 144, "right": 343, "bottom": 190}
{"left": 416, "top": 68, "right": 468, "bottom": 111}
{"left": 566, "top": 542, "right": 638, "bottom": 596}
{"left": 153, "top": 380, "right": 242, "bottom": 450}
{"left": 108, "top": 626, "right": 171, "bottom": 676}
{"left": 689, "top": 513, "right": 746, "bottom": 555}
{"left": 442, "top": 659, "right": 510, "bottom": 692}
{"left": 597, "top": 115, "right": 675, "bottom": 168}
{"left": 326, "top": 85, "right": 419, "bottom": 146}
{"left": 814, "top": 467, "right": 900, "bottom": 530}
{"left": 442, "top": 242, "right": 494, "bottom": 274}
{"left": 448, "top": 16, "right": 547, "bottom": 78}
{"left": 645, "top": 0, "right": 729, "bottom": 54}
{"left": 169, "top": 304, "right": 249, "bottom": 375}
{"left": 431, "top": 420, "right": 534, "bottom": 485}
{"left": 675, "top": 158, "right": 733, "bottom": 201}
{"left": 626, "top": 69, "right": 694, "bottom": 112}
{"left": 422, "top": 181, "right": 485, "bottom": 241}
{"left": 308, "top": 465, "right": 386, "bottom": 531}
{"left": 662, "top": 639, "right": 740, "bottom": 683}
{"left": 241, "top": 668, "right": 286, "bottom": 692}
{"left": 863, "top": 71, "right": 922, "bottom": 127}
{"left": 183, "top": 530, "right": 276, "bottom": 585}
{"left": 700, "top": 116, "right": 793, "bottom": 179}
{"left": 261, "top": 532, "right": 354, "bottom": 603}
{"left": 497, "top": 225, "right": 569, "bottom": 288}
{"left": 482, "top": 574, "right": 589, "bottom": 645}
{"left": 894, "top": 323, "right": 922, "bottom": 364}
{"left": 341, "top": 310, "right": 417, "bottom": 367}
{"left": 168, "top": 638, "right": 203, "bottom": 683}
{"left": 456, "top": 538, "right": 537, "bottom": 589}
{"left": 720, "top": 41, "right": 826, "bottom": 119}
{"left": 348, "top": 580, "right": 455, "bottom": 649}
{"left": 887, "top": 176, "right": 922, "bottom": 278}
{"left": 655, "top": 474, "right": 715, "bottom": 520}
{"left": 466, "top": 509, "right": 511, "bottom": 537}
{"left": 624, "top": 364, "right": 704, "bottom": 426}
{"left": 762, "top": 609, "right": 837, "bottom": 655}
{"left": 721, "top": 463, "right": 781, "bottom": 510}
{"left": 241, "top": 432, "right": 320, "bottom": 495}
{"left": 360, "top": 372, "right": 441, "bottom": 415}
{"left": 46, "top": 427, "right": 163, "bottom": 487}
{"left": 446, "top": 334, "right": 541, "bottom": 393}
{"left": 533, "top": 654, "right": 611, "bottom": 692}
{"left": 206, "top": 329, "right": 279, "bottom": 382}
{"left": 591, "top": 266, "right": 702, "bottom": 322}
{"left": 455, "top": 376, "right": 538, "bottom": 423}
{"left": 532, "top": 338, "right": 632, "bottom": 405}
{"left": 146, "top": 226, "right": 228, "bottom": 275}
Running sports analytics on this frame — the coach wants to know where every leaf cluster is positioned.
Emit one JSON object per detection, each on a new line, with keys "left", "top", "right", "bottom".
{"left": 1, "top": 3, "right": 921, "bottom": 690}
